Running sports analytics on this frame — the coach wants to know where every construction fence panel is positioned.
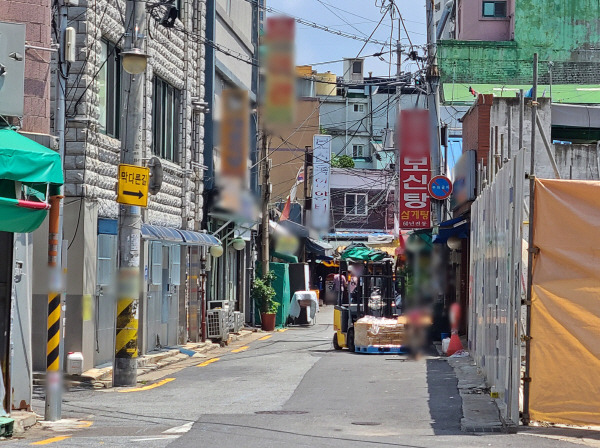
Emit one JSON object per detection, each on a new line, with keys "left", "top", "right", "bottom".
{"left": 529, "top": 179, "right": 600, "bottom": 426}
{"left": 469, "top": 150, "right": 524, "bottom": 426}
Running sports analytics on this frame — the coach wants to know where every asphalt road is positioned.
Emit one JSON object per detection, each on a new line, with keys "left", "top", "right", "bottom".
{"left": 6, "top": 307, "right": 592, "bottom": 447}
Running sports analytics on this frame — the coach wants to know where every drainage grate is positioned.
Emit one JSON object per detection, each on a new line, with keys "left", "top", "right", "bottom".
{"left": 351, "top": 422, "right": 382, "bottom": 426}
{"left": 255, "top": 410, "right": 308, "bottom": 415}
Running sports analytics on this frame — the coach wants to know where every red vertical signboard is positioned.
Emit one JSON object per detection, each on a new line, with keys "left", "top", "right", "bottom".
{"left": 397, "top": 109, "right": 431, "bottom": 229}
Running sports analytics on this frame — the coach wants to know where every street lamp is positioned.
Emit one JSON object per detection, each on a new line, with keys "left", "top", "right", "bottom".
{"left": 447, "top": 236, "right": 462, "bottom": 251}
{"left": 121, "top": 47, "right": 149, "bottom": 74}
{"left": 210, "top": 245, "right": 224, "bottom": 258}
{"left": 232, "top": 238, "right": 246, "bottom": 251}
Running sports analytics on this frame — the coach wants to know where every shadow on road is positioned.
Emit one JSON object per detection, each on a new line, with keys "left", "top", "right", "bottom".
{"left": 425, "top": 356, "right": 463, "bottom": 436}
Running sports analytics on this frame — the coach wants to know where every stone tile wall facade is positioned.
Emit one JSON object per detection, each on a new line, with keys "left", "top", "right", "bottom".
{"left": 58, "top": 0, "right": 206, "bottom": 228}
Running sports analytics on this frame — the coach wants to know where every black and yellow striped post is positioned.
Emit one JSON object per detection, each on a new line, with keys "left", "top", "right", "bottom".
{"left": 46, "top": 195, "right": 64, "bottom": 421}
{"left": 114, "top": 268, "right": 139, "bottom": 386}
{"left": 113, "top": 262, "right": 140, "bottom": 385}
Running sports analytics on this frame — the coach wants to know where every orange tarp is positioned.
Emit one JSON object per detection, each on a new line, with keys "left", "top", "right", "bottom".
{"left": 529, "top": 179, "right": 600, "bottom": 426}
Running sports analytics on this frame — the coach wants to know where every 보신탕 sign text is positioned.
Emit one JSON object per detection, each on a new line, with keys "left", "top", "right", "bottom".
{"left": 397, "top": 109, "right": 431, "bottom": 229}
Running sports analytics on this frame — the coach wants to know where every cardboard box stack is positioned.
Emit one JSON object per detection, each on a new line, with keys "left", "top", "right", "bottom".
{"left": 354, "top": 316, "right": 405, "bottom": 347}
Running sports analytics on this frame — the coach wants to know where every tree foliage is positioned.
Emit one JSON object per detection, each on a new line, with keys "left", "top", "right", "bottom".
{"left": 331, "top": 155, "right": 355, "bottom": 168}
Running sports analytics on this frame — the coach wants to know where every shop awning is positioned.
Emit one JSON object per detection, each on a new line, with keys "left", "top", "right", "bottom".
{"left": 278, "top": 219, "right": 309, "bottom": 238}
{"left": 326, "top": 231, "right": 392, "bottom": 240}
{"left": 177, "top": 229, "right": 221, "bottom": 247}
{"left": 0, "top": 128, "right": 63, "bottom": 185}
{"left": 433, "top": 217, "right": 469, "bottom": 244}
{"left": 0, "top": 128, "right": 64, "bottom": 233}
{"left": 272, "top": 251, "right": 298, "bottom": 263}
{"left": 304, "top": 237, "right": 333, "bottom": 258}
{"left": 142, "top": 224, "right": 184, "bottom": 242}
{"left": 341, "top": 243, "right": 389, "bottom": 261}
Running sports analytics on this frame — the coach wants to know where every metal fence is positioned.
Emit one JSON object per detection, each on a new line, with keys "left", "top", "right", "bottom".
{"left": 469, "top": 149, "right": 525, "bottom": 426}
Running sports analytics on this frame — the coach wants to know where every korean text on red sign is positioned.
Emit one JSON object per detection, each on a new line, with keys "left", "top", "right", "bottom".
{"left": 397, "top": 109, "right": 431, "bottom": 229}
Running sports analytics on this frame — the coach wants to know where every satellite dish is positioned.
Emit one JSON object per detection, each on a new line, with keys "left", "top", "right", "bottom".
{"left": 148, "top": 157, "right": 163, "bottom": 195}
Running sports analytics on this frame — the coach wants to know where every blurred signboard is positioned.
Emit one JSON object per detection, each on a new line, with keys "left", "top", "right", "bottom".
{"left": 264, "top": 17, "right": 295, "bottom": 125}
{"left": 451, "top": 149, "right": 477, "bottom": 211}
{"left": 311, "top": 134, "right": 331, "bottom": 230}
{"left": 0, "top": 21, "right": 26, "bottom": 117}
{"left": 220, "top": 89, "right": 249, "bottom": 179}
{"left": 397, "top": 109, "right": 431, "bottom": 229}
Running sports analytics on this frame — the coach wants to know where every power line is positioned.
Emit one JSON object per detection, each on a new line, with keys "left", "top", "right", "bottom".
{"left": 243, "top": 0, "right": 391, "bottom": 47}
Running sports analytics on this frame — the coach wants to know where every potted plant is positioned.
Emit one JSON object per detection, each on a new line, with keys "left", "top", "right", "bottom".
{"left": 251, "top": 271, "right": 279, "bottom": 331}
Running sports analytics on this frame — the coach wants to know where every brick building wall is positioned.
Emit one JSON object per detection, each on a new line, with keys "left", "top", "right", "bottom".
{"left": 0, "top": 0, "right": 52, "bottom": 134}
{"left": 461, "top": 94, "right": 493, "bottom": 169}
{"left": 331, "top": 188, "right": 392, "bottom": 232}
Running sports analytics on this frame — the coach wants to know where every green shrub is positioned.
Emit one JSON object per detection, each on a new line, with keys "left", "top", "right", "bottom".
{"left": 251, "top": 271, "right": 279, "bottom": 314}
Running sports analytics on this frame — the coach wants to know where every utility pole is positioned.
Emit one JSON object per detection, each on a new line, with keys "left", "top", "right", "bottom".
{"left": 302, "top": 145, "right": 310, "bottom": 227}
{"left": 522, "top": 53, "right": 538, "bottom": 426}
{"left": 260, "top": 132, "right": 270, "bottom": 278}
{"left": 425, "top": 0, "right": 442, "bottom": 225}
{"left": 368, "top": 75, "right": 374, "bottom": 145}
{"left": 45, "top": 0, "right": 67, "bottom": 421}
{"left": 302, "top": 145, "right": 311, "bottom": 263}
{"left": 114, "top": 0, "right": 146, "bottom": 387}
{"left": 394, "top": 10, "right": 401, "bottom": 237}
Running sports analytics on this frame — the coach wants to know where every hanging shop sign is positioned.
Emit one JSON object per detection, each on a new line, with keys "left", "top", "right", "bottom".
{"left": 311, "top": 134, "right": 332, "bottom": 231}
{"left": 428, "top": 175, "right": 453, "bottom": 200}
{"left": 397, "top": 109, "right": 431, "bottom": 229}
{"left": 264, "top": 17, "right": 296, "bottom": 126}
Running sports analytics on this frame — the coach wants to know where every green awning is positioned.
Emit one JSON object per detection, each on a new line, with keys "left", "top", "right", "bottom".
{"left": 341, "top": 243, "right": 388, "bottom": 262}
{"left": 272, "top": 251, "right": 298, "bottom": 263}
{"left": 0, "top": 128, "right": 63, "bottom": 233}
{"left": 0, "top": 128, "right": 63, "bottom": 185}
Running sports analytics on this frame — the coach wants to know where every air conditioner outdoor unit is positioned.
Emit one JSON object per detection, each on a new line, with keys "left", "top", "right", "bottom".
{"left": 207, "top": 309, "right": 229, "bottom": 340}
{"left": 233, "top": 311, "right": 244, "bottom": 333}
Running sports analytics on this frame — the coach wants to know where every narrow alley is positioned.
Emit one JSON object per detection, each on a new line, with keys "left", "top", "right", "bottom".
{"left": 3, "top": 307, "right": 587, "bottom": 448}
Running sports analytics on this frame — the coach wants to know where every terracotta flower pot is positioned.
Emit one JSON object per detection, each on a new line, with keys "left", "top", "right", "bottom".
{"left": 261, "top": 312, "right": 276, "bottom": 331}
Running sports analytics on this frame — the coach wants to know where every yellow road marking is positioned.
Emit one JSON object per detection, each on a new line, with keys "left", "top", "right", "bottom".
{"left": 31, "top": 436, "right": 71, "bottom": 445}
{"left": 197, "top": 357, "right": 220, "bottom": 367}
{"left": 76, "top": 420, "right": 93, "bottom": 428}
{"left": 231, "top": 346, "right": 249, "bottom": 353}
{"left": 258, "top": 335, "right": 272, "bottom": 341}
{"left": 277, "top": 328, "right": 288, "bottom": 332}
{"left": 118, "top": 377, "right": 175, "bottom": 393}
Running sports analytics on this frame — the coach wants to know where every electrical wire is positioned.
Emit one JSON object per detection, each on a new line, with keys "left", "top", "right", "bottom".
{"left": 243, "top": 0, "right": 390, "bottom": 47}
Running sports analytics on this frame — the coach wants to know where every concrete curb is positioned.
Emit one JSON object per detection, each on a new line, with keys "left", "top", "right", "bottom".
{"left": 33, "top": 332, "right": 256, "bottom": 390}
{"left": 10, "top": 411, "right": 38, "bottom": 435}
{"left": 442, "top": 351, "right": 516, "bottom": 433}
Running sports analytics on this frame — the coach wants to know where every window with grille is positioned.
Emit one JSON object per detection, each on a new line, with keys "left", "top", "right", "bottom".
{"left": 169, "top": 245, "right": 181, "bottom": 286}
{"left": 151, "top": 242, "right": 162, "bottom": 285}
{"left": 98, "top": 39, "right": 121, "bottom": 138}
{"left": 153, "top": 77, "right": 181, "bottom": 163}
{"left": 353, "top": 104, "right": 364, "bottom": 112}
{"left": 345, "top": 193, "right": 368, "bottom": 216}
{"left": 97, "top": 234, "right": 116, "bottom": 286}
{"left": 482, "top": 1, "right": 507, "bottom": 17}
{"left": 352, "top": 144, "right": 365, "bottom": 158}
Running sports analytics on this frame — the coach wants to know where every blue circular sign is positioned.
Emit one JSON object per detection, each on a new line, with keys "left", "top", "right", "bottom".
{"left": 428, "top": 176, "right": 453, "bottom": 200}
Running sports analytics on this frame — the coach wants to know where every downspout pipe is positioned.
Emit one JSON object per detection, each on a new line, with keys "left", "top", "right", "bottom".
{"left": 204, "top": 0, "right": 216, "bottom": 192}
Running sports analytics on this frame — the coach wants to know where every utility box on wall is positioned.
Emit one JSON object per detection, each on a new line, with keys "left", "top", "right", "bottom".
{"left": 0, "top": 21, "right": 26, "bottom": 117}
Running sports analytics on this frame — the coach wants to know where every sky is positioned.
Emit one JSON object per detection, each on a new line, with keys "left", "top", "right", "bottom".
{"left": 270, "top": 0, "right": 428, "bottom": 78}
{"left": 266, "top": 0, "right": 463, "bottom": 171}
